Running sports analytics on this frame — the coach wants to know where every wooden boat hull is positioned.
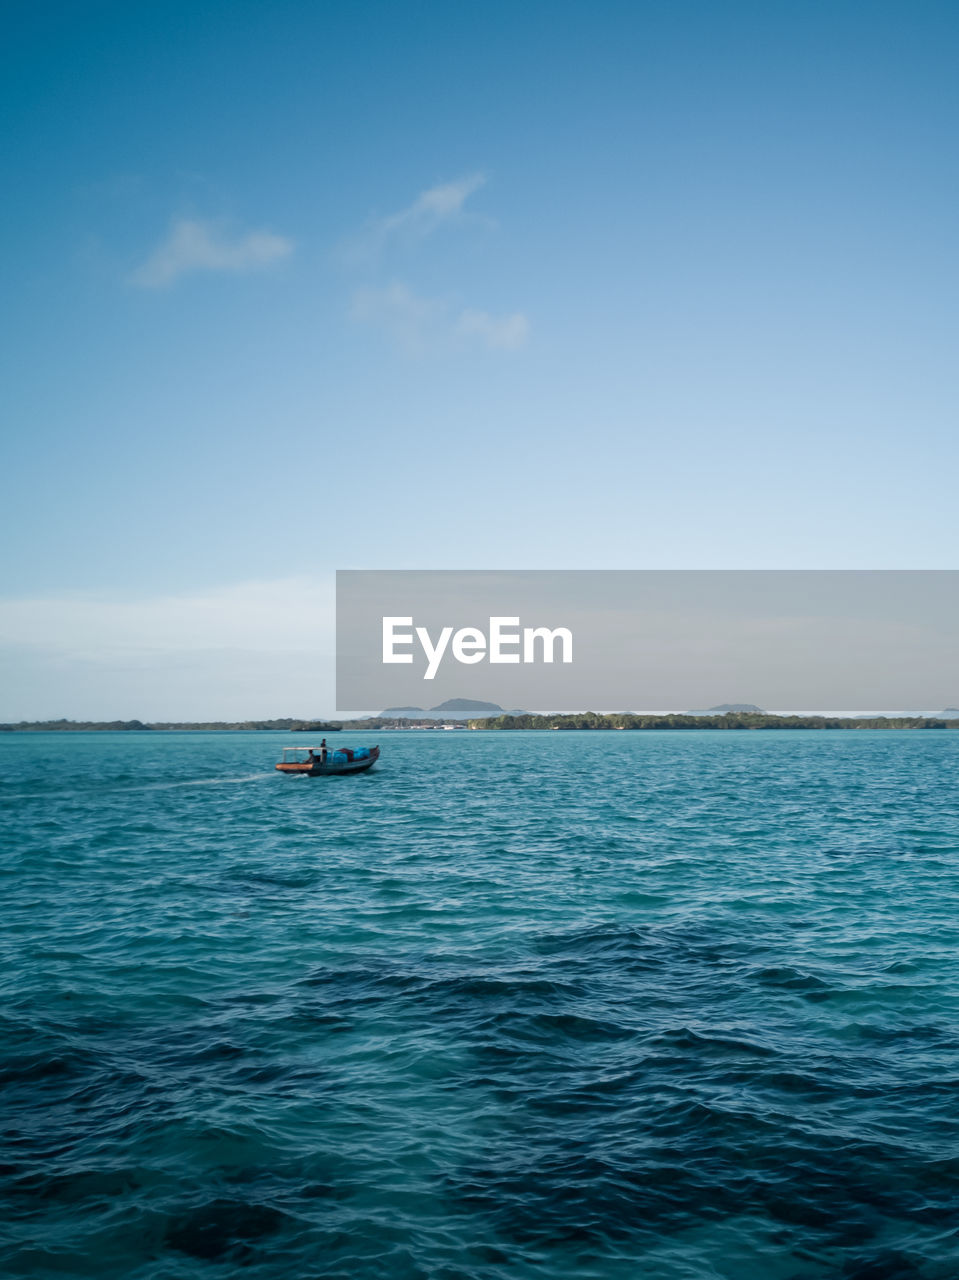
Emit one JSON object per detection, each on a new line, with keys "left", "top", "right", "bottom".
{"left": 276, "top": 745, "right": 379, "bottom": 777}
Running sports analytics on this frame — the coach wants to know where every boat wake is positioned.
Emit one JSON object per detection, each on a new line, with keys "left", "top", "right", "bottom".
{"left": 150, "top": 773, "right": 278, "bottom": 790}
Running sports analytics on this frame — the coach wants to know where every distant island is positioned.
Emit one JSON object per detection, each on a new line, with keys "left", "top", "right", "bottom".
{"left": 380, "top": 699, "right": 526, "bottom": 720}
{"left": 685, "top": 703, "right": 766, "bottom": 715}
{"left": 468, "top": 711, "right": 959, "bottom": 730}
{"left": 4, "top": 709, "right": 958, "bottom": 733}
{"left": 0, "top": 718, "right": 343, "bottom": 733}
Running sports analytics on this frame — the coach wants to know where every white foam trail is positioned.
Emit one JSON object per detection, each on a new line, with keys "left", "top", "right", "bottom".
{"left": 142, "top": 773, "right": 278, "bottom": 791}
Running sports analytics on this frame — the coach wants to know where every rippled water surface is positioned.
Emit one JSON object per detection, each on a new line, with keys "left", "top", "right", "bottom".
{"left": 3, "top": 729, "right": 959, "bottom": 1279}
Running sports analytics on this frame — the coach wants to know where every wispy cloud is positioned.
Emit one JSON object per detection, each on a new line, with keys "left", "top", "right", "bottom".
{"left": 351, "top": 282, "right": 529, "bottom": 354}
{"left": 343, "top": 174, "right": 528, "bottom": 355}
{"left": 346, "top": 173, "right": 488, "bottom": 260}
{"left": 455, "top": 308, "right": 529, "bottom": 351}
{"left": 350, "top": 283, "right": 445, "bottom": 353}
{"left": 379, "top": 173, "right": 487, "bottom": 238}
{"left": 129, "top": 217, "right": 294, "bottom": 288}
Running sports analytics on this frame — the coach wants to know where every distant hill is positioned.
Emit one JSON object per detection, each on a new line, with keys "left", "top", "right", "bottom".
{"left": 380, "top": 699, "right": 511, "bottom": 720}
{"left": 684, "top": 703, "right": 766, "bottom": 715}
{"left": 939, "top": 708, "right": 959, "bottom": 719}
{"left": 428, "top": 699, "right": 507, "bottom": 718}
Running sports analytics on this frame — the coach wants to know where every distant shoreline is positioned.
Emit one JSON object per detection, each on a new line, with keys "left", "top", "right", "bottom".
{"left": 469, "top": 712, "right": 959, "bottom": 730}
{"left": 0, "top": 719, "right": 343, "bottom": 733}
{"left": 2, "top": 712, "right": 958, "bottom": 732}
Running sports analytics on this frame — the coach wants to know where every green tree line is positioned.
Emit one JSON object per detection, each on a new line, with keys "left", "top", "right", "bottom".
{"left": 468, "top": 712, "right": 954, "bottom": 731}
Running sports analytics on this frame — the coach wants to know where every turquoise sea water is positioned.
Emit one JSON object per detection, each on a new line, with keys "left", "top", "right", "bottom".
{"left": 3, "top": 729, "right": 959, "bottom": 1279}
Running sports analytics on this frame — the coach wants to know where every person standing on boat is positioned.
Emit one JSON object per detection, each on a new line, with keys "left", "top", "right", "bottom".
{"left": 319, "top": 738, "right": 328, "bottom": 763}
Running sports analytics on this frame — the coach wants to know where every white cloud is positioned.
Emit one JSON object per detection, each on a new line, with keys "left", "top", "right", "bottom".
{"left": 350, "top": 282, "right": 446, "bottom": 353}
{"left": 346, "top": 173, "right": 488, "bottom": 260}
{"left": 380, "top": 172, "right": 487, "bottom": 236}
{"left": 129, "top": 217, "right": 294, "bottom": 288}
{"left": 343, "top": 174, "right": 528, "bottom": 355}
{"left": 352, "top": 281, "right": 529, "bottom": 354}
{"left": 455, "top": 308, "right": 530, "bottom": 351}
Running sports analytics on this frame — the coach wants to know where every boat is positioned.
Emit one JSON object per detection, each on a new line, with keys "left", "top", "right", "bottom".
{"left": 276, "top": 745, "right": 380, "bottom": 777}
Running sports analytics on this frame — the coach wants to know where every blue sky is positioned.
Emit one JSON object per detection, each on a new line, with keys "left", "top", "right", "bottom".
{"left": 2, "top": 0, "right": 958, "bottom": 717}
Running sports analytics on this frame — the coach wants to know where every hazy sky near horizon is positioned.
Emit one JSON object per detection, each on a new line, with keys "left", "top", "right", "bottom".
{"left": 2, "top": 1, "right": 958, "bottom": 717}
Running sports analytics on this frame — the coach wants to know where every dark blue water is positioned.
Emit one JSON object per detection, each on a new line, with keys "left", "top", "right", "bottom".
{"left": 3, "top": 729, "right": 959, "bottom": 1279}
